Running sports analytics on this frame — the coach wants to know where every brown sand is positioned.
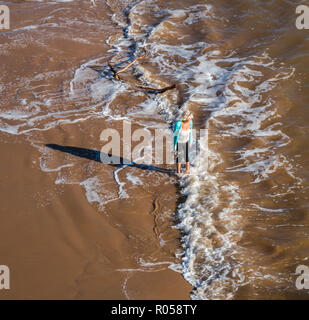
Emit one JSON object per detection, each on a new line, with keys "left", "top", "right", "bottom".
{"left": 0, "top": 0, "right": 193, "bottom": 299}
{"left": 0, "top": 125, "right": 192, "bottom": 299}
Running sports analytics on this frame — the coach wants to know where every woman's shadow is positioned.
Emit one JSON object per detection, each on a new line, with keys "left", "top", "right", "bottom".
{"left": 45, "top": 144, "right": 174, "bottom": 175}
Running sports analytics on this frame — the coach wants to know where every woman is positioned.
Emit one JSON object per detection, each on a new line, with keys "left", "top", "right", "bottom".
{"left": 173, "top": 110, "right": 193, "bottom": 174}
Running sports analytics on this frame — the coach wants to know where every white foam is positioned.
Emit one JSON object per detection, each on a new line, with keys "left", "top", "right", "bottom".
{"left": 80, "top": 176, "right": 118, "bottom": 210}
{"left": 126, "top": 173, "right": 143, "bottom": 185}
{"left": 113, "top": 167, "right": 129, "bottom": 199}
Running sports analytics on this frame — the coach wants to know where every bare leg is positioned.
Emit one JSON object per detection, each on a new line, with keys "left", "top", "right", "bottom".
{"left": 177, "top": 163, "right": 181, "bottom": 174}
{"left": 185, "top": 162, "right": 190, "bottom": 174}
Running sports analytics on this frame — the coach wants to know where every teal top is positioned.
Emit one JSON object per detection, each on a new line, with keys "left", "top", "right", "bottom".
{"left": 173, "top": 120, "right": 193, "bottom": 150}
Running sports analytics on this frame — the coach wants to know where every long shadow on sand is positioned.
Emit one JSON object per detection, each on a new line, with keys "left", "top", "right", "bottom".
{"left": 45, "top": 144, "right": 174, "bottom": 175}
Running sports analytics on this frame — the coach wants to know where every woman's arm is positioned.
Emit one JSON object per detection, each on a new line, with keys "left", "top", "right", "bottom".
{"left": 173, "top": 120, "right": 181, "bottom": 150}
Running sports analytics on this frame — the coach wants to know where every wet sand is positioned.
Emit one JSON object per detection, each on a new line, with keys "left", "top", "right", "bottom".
{"left": 0, "top": 125, "right": 192, "bottom": 299}
{"left": 0, "top": 0, "right": 193, "bottom": 299}
{"left": 2, "top": 0, "right": 309, "bottom": 300}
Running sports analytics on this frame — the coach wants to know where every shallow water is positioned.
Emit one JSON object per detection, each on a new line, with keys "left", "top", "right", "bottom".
{"left": 1, "top": 0, "right": 309, "bottom": 299}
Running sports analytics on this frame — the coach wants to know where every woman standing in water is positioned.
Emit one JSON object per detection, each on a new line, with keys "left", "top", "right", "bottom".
{"left": 173, "top": 110, "right": 193, "bottom": 174}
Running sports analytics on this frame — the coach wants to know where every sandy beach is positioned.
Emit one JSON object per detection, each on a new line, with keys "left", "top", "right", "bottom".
{"left": 0, "top": 125, "right": 192, "bottom": 299}
{"left": 1, "top": 0, "right": 309, "bottom": 300}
